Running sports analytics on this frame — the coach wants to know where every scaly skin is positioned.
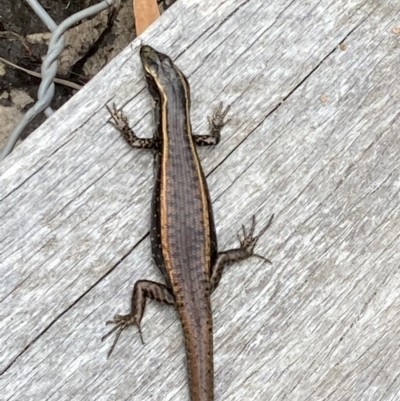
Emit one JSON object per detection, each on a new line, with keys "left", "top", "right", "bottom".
{"left": 103, "top": 45, "right": 273, "bottom": 401}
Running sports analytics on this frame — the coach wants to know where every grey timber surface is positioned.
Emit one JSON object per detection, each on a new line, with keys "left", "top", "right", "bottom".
{"left": 1, "top": 0, "right": 400, "bottom": 400}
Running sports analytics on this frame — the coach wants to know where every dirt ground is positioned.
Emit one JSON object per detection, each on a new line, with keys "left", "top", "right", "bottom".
{"left": 0, "top": 0, "right": 176, "bottom": 152}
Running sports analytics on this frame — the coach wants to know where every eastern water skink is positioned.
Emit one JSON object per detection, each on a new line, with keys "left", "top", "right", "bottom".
{"left": 103, "top": 45, "right": 273, "bottom": 401}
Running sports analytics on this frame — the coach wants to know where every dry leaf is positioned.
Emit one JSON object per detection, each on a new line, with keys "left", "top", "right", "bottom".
{"left": 134, "top": 0, "right": 160, "bottom": 35}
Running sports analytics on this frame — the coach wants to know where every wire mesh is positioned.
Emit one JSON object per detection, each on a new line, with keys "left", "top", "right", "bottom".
{"left": 0, "top": 0, "right": 115, "bottom": 161}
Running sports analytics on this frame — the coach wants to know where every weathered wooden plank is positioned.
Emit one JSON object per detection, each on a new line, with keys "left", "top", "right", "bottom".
{"left": 1, "top": 0, "right": 400, "bottom": 400}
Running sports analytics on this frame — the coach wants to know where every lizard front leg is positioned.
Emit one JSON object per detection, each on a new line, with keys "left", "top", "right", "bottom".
{"left": 107, "top": 104, "right": 158, "bottom": 149}
{"left": 192, "top": 102, "right": 231, "bottom": 146}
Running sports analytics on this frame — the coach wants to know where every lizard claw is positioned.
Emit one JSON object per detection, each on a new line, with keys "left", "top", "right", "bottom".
{"left": 208, "top": 102, "right": 231, "bottom": 131}
{"left": 102, "top": 313, "right": 144, "bottom": 357}
{"left": 237, "top": 214, "right": 274, "bottom": 263}
{"left": 106, "top": 103, "right": 129, "bottom": 132}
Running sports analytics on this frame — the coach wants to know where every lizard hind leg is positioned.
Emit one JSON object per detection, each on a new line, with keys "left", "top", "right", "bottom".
{"left": 102, "top": 279, "right": 175, "bottom": 357}
{"left": 237, "top": 214, "right": 274, "bottom": 263}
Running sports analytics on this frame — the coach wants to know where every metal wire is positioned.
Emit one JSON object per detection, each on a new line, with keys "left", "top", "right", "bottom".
{"left": 0, "top": 0, "right": 115, "bottom": 161}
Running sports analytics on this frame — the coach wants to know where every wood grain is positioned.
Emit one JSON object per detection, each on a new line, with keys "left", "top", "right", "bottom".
{"left": 1, "top": 0, "right": 400, "bottom": 400}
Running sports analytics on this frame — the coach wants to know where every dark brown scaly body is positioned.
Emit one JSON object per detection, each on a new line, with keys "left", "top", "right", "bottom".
{"left": 104, "top": 45, "right": 273, "bottom": 401}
